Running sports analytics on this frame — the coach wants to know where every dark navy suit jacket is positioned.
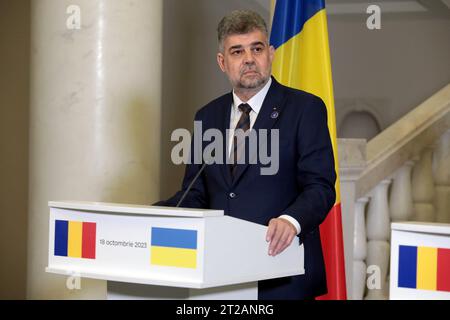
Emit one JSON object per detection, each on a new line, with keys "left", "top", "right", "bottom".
{"left": 156, "top": 77, "right": 336, "bottom": 300}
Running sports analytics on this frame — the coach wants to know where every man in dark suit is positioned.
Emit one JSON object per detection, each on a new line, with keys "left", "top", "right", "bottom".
{"left": 156, "top": 10, "right": 336, "bottom": 300}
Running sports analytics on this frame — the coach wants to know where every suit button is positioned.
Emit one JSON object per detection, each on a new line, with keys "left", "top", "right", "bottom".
{"left": 229, "top": 192, "right": 236, "bottom": 199}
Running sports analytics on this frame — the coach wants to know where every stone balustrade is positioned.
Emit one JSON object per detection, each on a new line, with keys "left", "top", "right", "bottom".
{"left": 338, "top": 83, "right": 450, "bottom": 300}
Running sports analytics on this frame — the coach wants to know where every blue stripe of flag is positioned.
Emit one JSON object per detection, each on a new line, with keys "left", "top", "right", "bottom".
{"left": 54, "top": 220, "right": 68, "bottom": 257}
{"left": 151, "top": 227, "right": 197, "bottom": 250}
{"left": 398, "top": 245, "right": 417, "bottom": 289}
{"left": 270, "top": 0, "right": 325, "bottom": 50}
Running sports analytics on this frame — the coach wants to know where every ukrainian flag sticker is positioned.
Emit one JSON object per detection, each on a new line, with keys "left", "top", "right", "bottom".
{"left": 150, "top": 227, "right": 198, "bottom": 269}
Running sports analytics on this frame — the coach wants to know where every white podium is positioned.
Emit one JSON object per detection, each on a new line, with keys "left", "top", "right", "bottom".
{"left": 390, "top": 222, "right": 450, "bottom": 300}
{"left": 46, "top": 201, "right": 304, "bottom": 300}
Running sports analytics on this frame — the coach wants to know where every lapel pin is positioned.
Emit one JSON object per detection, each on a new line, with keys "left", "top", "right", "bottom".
{"left": 271, "top": 110, "right": 279, "bottom": 119}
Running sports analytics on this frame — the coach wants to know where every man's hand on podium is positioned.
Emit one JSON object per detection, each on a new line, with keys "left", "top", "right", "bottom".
{"left": 266, "top": 218, "right": 297, "bottom": 257}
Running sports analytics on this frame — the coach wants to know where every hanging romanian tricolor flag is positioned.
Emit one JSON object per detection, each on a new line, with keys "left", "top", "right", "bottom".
{"left": 270, "top": 0, "right": 347, "bottom": 299}
{"left": 54, "top": 220, "right": 96, "bottom": 259}
{"left": 150, "top": 227, "right": 198, "bottom": 269}
{"left": 398, "top": 245, "right": 450, "bottom": 292}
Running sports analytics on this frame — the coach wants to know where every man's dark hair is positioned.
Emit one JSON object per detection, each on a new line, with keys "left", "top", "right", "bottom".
{"left": 217, "top": 10, "right": 268, "bottom": 52}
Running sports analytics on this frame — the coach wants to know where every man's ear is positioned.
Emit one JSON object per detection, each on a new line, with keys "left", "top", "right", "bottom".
{"left": 269, "top": 45, "right": 275, "bottom": 62}
{"left": 217, "top": 52, "right": 226, "bottom": 72}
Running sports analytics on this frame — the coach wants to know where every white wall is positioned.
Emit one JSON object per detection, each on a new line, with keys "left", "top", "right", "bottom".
{"left": 329, "top": 15, "right": 450, "bottom": 134}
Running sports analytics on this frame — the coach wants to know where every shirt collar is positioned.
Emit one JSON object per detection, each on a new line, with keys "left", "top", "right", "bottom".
{"left": 232, "top": 77, "right": 272, "bottom": 115}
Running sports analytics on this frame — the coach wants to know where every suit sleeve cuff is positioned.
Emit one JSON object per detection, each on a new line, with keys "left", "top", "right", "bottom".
{"left": 279, "top": 214, "right": 301, "bottom": 235}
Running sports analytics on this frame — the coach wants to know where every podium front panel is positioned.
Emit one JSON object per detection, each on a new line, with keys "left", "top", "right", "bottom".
{"left": 47, "top": 207, "right": 208, "bottom": 288}
{"left": 390, "top": 222, "right": 450, "bottom": 300}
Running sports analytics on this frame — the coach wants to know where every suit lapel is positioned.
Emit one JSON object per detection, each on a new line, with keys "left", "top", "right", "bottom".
{"left": 231, "top": 77, "right": 287, "bottom": 186}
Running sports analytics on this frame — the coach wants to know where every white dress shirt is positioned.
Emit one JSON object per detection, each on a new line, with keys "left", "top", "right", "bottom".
{"left": 228, "top": 78, "right": 301, "bottom": 235}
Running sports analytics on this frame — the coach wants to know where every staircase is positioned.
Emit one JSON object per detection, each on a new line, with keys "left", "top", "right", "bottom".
{"left": 338, "top": 83, "right": 450, "bottom": 299}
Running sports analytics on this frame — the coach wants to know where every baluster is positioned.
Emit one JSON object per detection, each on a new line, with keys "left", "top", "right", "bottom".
{"left": 353, "top": 197, "right": 369, "bottom": 300}
{"left": 412, "top": 147, "right": 435, "bottom": 222}
{"left": 433, "top": 130, "right": 450, "bottom": 223}
{"left": 365, "top": 180, "right": 391, "bottom": 300}
{"left": 390, "top": 161, "right": 414, "bottom": 222}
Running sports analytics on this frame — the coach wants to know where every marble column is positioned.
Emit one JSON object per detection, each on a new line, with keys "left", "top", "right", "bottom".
{"left": 337, "top": 139, "right": 367, "bottom": 300}
{"left": 365, "top": 180, "right": 391, "bottom": 300}
{"left": 28, "top": 0, "right": 162, "bottom": 299}
{"left": 353, "top": 197, "right": 369, "bottom": 300}
{"left": 389, "top": 161, "right": 414, "bottom": 222}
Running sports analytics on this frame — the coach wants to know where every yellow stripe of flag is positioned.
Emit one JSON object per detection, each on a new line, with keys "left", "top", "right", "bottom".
{"left": 417, "top": 246, "right": 437, "bottom": 291}
{"left": 151, "top": 246, "right": 197, "bottom": 269}
{"left": 68, "top": 221, "right": 82, "bottom": 258}
{"left": 271, "top": 2, "right": 347, "bottom": 299}
{"left": 272, "top": 9, "right": 340, "bottom": 203}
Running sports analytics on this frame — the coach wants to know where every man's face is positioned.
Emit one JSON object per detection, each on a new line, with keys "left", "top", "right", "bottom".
{"left": 217, "top": 29, "right": 275, "bottom": 91}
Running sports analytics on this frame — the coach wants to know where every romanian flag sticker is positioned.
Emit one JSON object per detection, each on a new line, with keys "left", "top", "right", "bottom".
{"left": 398, "top": 245, "right": 450, "bottom": 292}
{"left": 150, "top": 227, "right": 197, "bottom": 269}
{"left": 54, "top": 220, "right": 96, "bottom": 259}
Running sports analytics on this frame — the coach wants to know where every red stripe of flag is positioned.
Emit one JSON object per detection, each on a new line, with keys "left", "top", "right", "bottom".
{"left": 82, "top": 222, "right": 96, "bottom": 259}
{"left": 437, "top": 248, "right": 450, "bottom": 292}
{"left": 316, "top": 203, "right": 347, "bottom": 300}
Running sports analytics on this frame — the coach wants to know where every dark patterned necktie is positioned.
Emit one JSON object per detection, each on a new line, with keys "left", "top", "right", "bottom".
{"left": 230, "top": 103, "right": 252, "bottom": 179}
